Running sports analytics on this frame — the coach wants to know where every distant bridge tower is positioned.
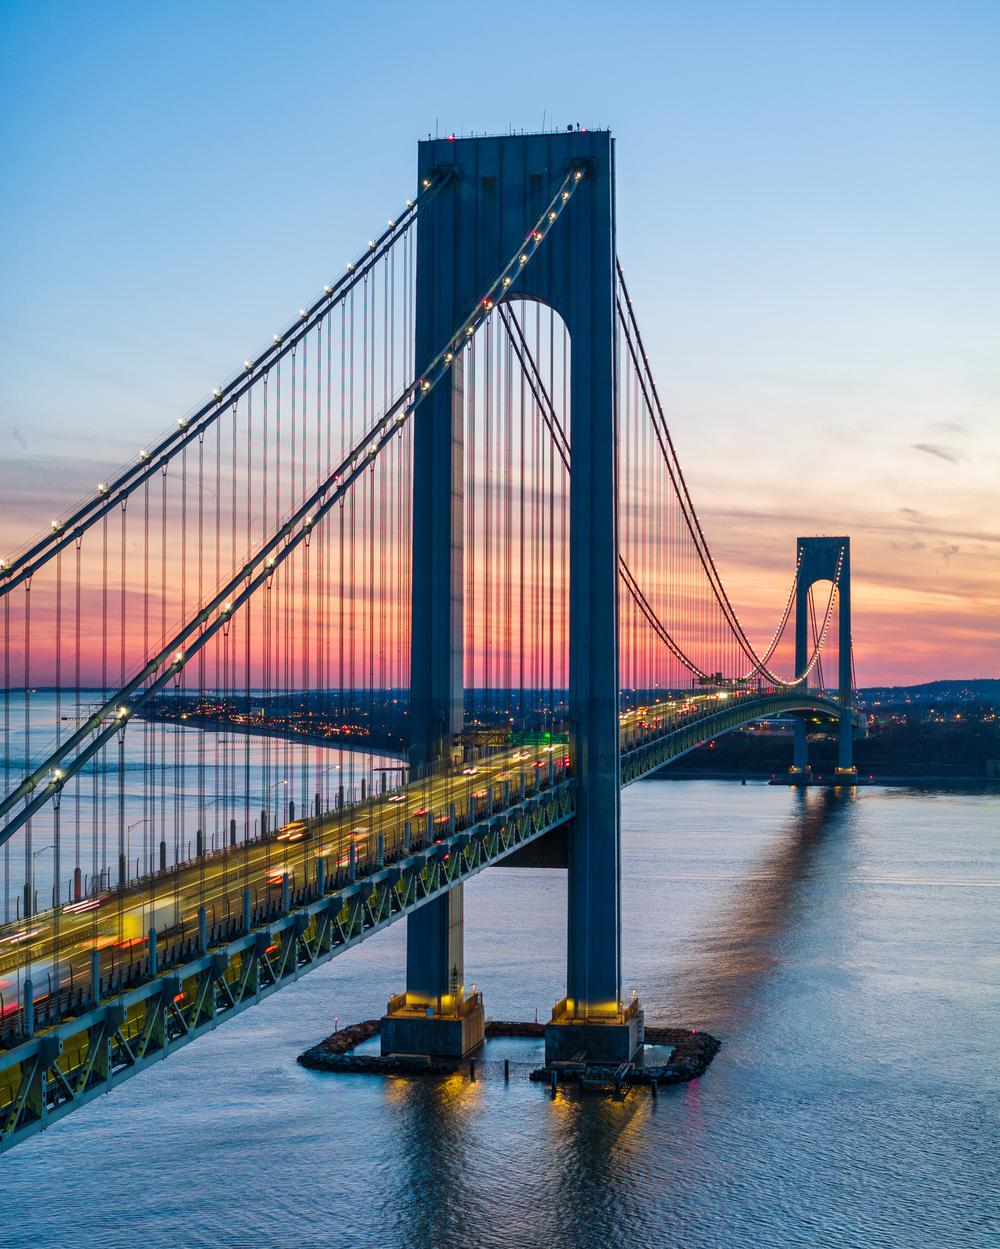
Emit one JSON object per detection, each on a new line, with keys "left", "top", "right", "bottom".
{"left": 791, "top": 536, "right": 855, "bottom": 777}
{"left": 381, "top": 129, "right": 641, "bottom": 1064}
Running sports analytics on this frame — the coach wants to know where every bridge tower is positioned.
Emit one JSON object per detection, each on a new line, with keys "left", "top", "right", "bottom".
{"left": 381, "top": 130, "right": 641, "bottom": 1064}
{"left": 790, "top": 536, "right": 855, "bottom": 778}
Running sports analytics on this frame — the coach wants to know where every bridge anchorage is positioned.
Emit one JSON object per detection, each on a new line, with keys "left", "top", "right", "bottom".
{"left": 0, "top": 128, "right": 859, "bottom": 1148}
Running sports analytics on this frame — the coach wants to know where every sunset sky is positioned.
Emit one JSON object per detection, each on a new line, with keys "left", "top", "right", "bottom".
{"left": 1, "top": 1, "right": 997, "bottom": 686}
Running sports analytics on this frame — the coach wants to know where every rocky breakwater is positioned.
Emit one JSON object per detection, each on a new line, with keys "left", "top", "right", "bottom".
{"left": 528, "top": 1025, "right": 720, "bottom": 1085}
{"left": 484, "top": 1020, "right": 545, "bottom": 1039}
{"left": 298, "top": 1019, "right": 460, "bottom": 1076}
{"left": 298, "top": 1019, "right": 720, "bottom": 1084}
{"left": 640, "top": 1026, "right": 721, "bottom": 1083}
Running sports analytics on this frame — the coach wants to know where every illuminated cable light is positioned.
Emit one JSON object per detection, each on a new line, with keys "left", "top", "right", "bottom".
{"left": 212, "top": 387, "right": 223, "bottom": 399}
{"left": 244, "top": 360, "right": 253, "bottom": 372}
{"left": 346, "top": 263, "right": 355, "bottom": 273}
{"left": 502, "top": 276, "right": 512, "bottom": 287}
{"left": 299, "top": 309, "right": 308, "bottom": 320}
{"left": 273, "top": 333, "right": 283, "bottom": 344}
{"left": 97, "top": 483, "right": 109, "bottom": 496}
{"left": 116, "top": 706, "right": 129, "bottom": 719}
{"left": 420, "top": 380, "right": 431, "bottom": 391}
{"left": 466, "top": 325, "right": 475, "bottom": 336}
{"left": 139, "top": 449, "right": 151, "bottom": 462}
{"left": 532, "top": 231, "right": 542, "bottom": 241}
{"left": 51, "top": 519, "right": 62, "bottom": 531}
{"left": 368, "top": 240, "right": 376, "bottom": 250}
{"left": 548, "top": 211, "right": 556, "bottom": 221}
{"left": 444, "top": 352, "right": 453, "bottom": 363}
{"left": 387, "top": 219, "right": 395, "bottom": 228}
{"left": 422, "top": 179, "right": 431, "bottom": 188}
{"left": 574, "top": 170, "right": 583, "bottom": 180}
{"left": 406, "top": 198, "right": 414, "bottom": 207}
{"left": 562, "top": 191, "right": 570, "bottom": 201}
{"left": 324, "top": 284, "right": 333, "bottom": 295}
{"left": 519, "top": 254, "right": 528, "bottom": 265}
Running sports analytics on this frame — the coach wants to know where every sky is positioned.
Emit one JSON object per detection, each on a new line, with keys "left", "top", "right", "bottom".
{"left": 1, "top": 0, "right": 997, "bottom": 686}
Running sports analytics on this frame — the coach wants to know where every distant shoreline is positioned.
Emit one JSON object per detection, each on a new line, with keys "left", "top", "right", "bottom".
{"left": 650, "top": 769, "right": 998, "bottom": 789}
{"left": 139, "top": 716, "right": 995, "bottom": 788}
{"left": 137, "top": 712, "right": 408, "bottom": 762}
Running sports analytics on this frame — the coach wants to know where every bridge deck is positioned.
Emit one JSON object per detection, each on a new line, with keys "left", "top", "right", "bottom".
{"left": 0, "top": 690, "right": 849, "bottom": 1149}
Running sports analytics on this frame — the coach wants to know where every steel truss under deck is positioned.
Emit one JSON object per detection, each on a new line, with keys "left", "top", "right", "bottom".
{"left": 0, "top": 778, "right": 574, "bottom": 1151}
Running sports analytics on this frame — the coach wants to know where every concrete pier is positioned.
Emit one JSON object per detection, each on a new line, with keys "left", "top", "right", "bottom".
{"left": 380, "top": 990, "right": 485, "bottom": 1059}
{"left": 544, "top": 998, "right": 644, "bottom": 1065}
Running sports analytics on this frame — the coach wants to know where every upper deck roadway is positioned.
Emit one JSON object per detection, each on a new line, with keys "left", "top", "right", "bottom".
{"left": 0, "top": 688, "right": 852, "bottom": 1150}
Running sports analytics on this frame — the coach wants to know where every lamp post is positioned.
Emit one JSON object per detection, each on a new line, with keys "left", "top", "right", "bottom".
{"left": 126, "top": 818, "right": 151, "bottom": 881}
{"left": 194, "top": 794, "right": 226, "bottom": 855}
{"left": 18, "top": 844, "right": 54, "bottom": 1019}
{"left": 310, "top": 763, "right": 346, "bottom": 817}
{"left": 268, "top": 778, "right": 289, "bottom": 831}
{"left": 28, "top": 844, "right": 54, "bottom": 921}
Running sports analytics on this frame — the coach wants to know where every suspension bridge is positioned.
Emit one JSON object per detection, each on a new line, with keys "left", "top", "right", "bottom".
{"left": 0, "top": 130, "right": 857, "bottom": 1151}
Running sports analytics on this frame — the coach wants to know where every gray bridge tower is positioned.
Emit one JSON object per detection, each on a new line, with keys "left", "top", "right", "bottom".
{"left": 381, "top": 130, "right": 641, "bottom": 1064}
{"left": 790, "top": 535, "right": 855, "bottom": 777}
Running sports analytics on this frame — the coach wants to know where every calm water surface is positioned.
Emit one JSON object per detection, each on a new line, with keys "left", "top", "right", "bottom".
{"left": 1, "top": 781, "right": 996, "bottom": 1249}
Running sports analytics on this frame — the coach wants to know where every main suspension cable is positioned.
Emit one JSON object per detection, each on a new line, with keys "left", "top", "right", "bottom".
{"left": 0, "top": 179, "right": 449, "bottom": 596}
{"left": 616, "top": 259, "right": 839, "bottom": 687}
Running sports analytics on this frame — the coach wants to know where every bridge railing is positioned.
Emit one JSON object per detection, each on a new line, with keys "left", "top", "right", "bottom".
{"left": 0, "top": 741, "right": 574, "bottom": 1048}
{"left": 620, "top": 688, "right": 776, "bottom": 753}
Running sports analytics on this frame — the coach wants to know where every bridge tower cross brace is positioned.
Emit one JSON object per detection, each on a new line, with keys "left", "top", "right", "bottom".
{"left": 792, "top": 536, "right": 855, "bottom": 776}
{"left": 381, "top": 131, "right": 640, "bottom": 1063}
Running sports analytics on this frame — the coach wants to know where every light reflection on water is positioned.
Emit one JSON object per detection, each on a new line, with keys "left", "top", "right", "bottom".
{"left": 0, "top": 780, "right": 996, "bottom": 1249}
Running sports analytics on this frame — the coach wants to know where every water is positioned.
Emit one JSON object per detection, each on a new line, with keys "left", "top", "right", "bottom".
{"left": 1, "top": 780, "right": 997, "bottom": 1248}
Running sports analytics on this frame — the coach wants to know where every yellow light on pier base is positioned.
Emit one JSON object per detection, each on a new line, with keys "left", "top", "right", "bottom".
{"left": 552, "top": 995, "right": 633, "bottom": 1025}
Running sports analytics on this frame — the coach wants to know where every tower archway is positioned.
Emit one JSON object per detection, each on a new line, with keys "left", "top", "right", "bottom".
{"left": 793, "top": 536, "right": 854, "bottom": 773}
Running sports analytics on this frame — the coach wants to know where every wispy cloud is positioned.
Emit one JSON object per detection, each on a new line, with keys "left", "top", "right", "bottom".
{"left": 910, "top": 442, "right": 963, "bottom": 465}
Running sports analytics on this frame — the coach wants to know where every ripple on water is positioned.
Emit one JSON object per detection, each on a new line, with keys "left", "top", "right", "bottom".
{"left": 0, "top": 781, "right": 997, "bottom": 1249}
